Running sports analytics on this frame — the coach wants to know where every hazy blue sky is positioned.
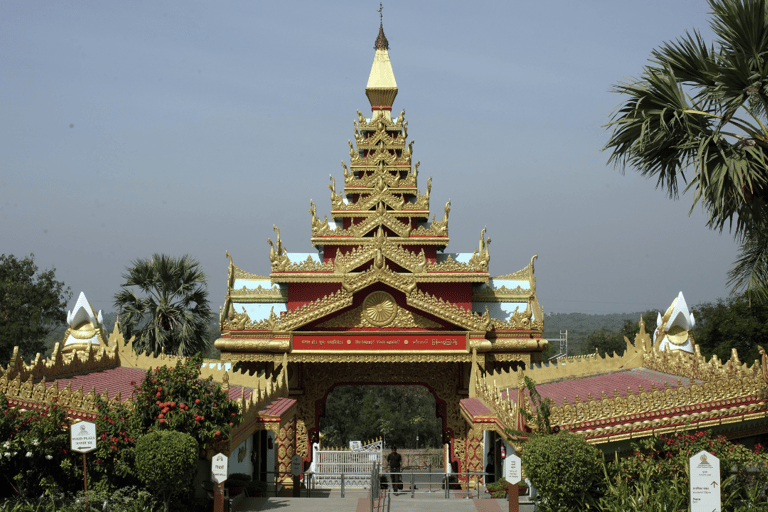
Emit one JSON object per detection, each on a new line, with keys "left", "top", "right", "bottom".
{"left": 2, "top": 1, "right": 737, "bottom": 316}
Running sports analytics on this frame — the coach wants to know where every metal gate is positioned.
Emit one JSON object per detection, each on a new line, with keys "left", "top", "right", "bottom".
{"left": 311, "top": 439, "right": 384, "bottom": 488}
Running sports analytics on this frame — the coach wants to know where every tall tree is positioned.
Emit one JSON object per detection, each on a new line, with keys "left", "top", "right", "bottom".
{"left": 0, "top": 254, "right": 71, "bottom": 363}
{"left": 114, "top": 254, "right": 212, "bottom": 356}
{"left": 604, "top": 0, "right": 768, "bottom": 302}
{"left": 693, "top": 294, "right": 768, "bottom": 363}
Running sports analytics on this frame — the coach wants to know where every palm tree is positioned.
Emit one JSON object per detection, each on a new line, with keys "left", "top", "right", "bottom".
{"left": 604, "top": 0, "right": 768, "bottom": 302}
{"left": 114, "top": 254, "right": 212, "bottom": 356}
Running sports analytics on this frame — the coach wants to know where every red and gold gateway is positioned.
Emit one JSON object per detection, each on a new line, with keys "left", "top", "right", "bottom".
{"left": 214, "top": 21, "right": 546, "bottom": 479}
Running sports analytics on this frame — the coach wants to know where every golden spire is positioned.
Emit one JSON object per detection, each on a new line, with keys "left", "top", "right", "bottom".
{"left": 375, "top": 3, "right": 389, "bottom": 50}
{"left": 366, "top": 3, "right": 397, "bottom": 112}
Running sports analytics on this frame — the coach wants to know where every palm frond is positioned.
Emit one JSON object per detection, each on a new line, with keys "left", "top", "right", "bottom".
{"left": 728, "top": 228, "right": 768, "bottom": 303}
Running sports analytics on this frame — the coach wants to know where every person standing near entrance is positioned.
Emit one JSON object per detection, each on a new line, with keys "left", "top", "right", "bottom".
{"left": 386, "top": 446, "right": 403, "bottom": 492}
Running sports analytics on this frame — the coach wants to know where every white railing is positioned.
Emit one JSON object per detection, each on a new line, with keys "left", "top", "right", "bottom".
{"left": 310, "top": 439, "right": 384, "bottom": 488}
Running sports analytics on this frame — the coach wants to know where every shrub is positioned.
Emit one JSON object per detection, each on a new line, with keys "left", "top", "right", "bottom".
{"left": 130, "top": 353, "right": 242, "bottom": 449}
{"left": 521, "top": 431, "right": 601, "bottom": 512}
{"left": 597, "top": 431, "right": 768, "bottom": 512}
{"left": 0, "top": 395, "right": 78, "bottom": 498}
{"left": 134, "top": 431, "right": 198, "bottom": 512}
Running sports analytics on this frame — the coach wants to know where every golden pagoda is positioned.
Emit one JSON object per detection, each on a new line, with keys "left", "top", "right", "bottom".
{"left": 214, "top": 18, "right": 546, "bottom": 482}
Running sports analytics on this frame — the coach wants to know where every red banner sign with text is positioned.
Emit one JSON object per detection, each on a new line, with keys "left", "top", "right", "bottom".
{"left": 292, "top": 333, "right": 467, "bottom": 351}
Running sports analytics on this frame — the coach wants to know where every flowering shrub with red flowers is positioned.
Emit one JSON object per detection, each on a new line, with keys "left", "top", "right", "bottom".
{"left": 129, "top": 353, "right": 242, "bottom": 450}
{"left": 0, "top": 394, "right": 79, "bottom": 498}
{"left": 89, "top": 398, "right": 141, "bottom": 491}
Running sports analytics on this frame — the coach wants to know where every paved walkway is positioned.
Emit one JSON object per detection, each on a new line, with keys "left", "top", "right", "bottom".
{"left": 233, "top": 495, "right": 512, "bottom": 512}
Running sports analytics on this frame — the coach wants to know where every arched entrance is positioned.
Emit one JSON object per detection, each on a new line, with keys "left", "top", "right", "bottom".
{"left": 291, "top": 362, "right": 473, "bottom": 474}
{"left": 319, "top": 383, "right": 443, "bottom": 449}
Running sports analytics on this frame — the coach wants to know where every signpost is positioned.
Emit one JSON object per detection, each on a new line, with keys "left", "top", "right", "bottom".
{"left": 503, "top": 454, "right": 522, "bottom": 512}
{"left": 211, "top": 453, "right": 228, "bottom": 512}
{"left": 291, "top": 455, "right": 303, "bottom": 497}
{"left": 70, "top": 421, "right": 97, "bottom": 512}
{"left": 690, "top": 450, "right": 720, "bottom": 512}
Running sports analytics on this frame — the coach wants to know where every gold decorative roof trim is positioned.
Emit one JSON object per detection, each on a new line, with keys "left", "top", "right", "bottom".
{"left": 343, "top": 159, "right": 417, "bottom": 190}
{"left": 224, "top": 289, "right": 354, "bottom": 333}
{"left": 473, "top": 285, "right": 533, "bottom": 301}
{"left": 342, "top": 264, "right": 417, "bottom": 295}
{"left": 230, "top": 284, "right": 288, "bottom": 303}
{"left": 286, "top": 353, "right": 473, "bottom": 363}
{"left": 284, "top": 256, "right": 334, "bottom": 272}
{"left": 490, "top": 338, "right": 546, "bottom": 352}
{"left": 316, "top": 297, "right": 442, "bottom": 329}
{"left": 311, "top": 202, "right": 415, "bottom": 239}
{"left": 407, "top": 288, "right": 491, "bottom": 332}
{"left": 268, "top": 273, "right": 489, "bottom": 285}
{"left": 490, "top": 301, "right": 543, "bottom": 333}
{"left": 312, "top": 237, "right": 449, "bottom": 246}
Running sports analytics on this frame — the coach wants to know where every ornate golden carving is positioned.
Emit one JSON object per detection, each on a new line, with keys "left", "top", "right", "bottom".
{"left": 230, "top": 284, "right": 287, "bottom": 302}
{"left": 362, "top": 291, "right": 398, "bottom": 327}
{"left": 494, "top": 254, "right": 537, "bottom": 281}
{"left": 466, "top": 228, "right": 491, "bottom": 271}
{"left": 473, "top": 285, "right": 532, "bottom": 301}
{"left": 342, "top": 264, "right": 417, "bottom": 296}
{"left": 268, "top": 226, "right": 290, "bottom": 272}
{"left": 284, "top": 256, "right": 334, "bottom": 273}
{"left": 316, "top": 302, "right": 442, "bottom": 328}
{"left": 406, "top": 289, "right": 491, "bottom": 332}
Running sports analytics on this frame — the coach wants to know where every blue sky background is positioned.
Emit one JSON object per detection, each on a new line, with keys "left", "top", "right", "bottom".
{"left": 1, "top": 1, "right": 737, "bottom": 315}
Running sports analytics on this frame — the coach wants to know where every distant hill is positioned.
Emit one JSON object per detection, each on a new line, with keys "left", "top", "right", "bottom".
{"left": 542, "top": 311, "right": 652, "bottom": 357}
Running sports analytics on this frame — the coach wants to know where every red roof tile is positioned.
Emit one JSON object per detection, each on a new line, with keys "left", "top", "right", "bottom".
{"left": 535, "top": 368, "right": 691, "bottom": 407}
{"left": 260, "top": 397, "right": 296, "bottom": 418}
{"left": 44, "top": 367, "right": 255, "bottom": 403}
{"left": 227, "top": 385, "right": 253, "bottom": 401}
{"left": 45, "top": 367, "right": 146, "bottom": 401}
{"left": 460, "top": 398, "right": 493, "bottom": 418}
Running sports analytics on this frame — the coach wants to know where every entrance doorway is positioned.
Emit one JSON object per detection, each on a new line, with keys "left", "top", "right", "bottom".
{"left": 319, "top": 384, "right": 443, "bottom": 453}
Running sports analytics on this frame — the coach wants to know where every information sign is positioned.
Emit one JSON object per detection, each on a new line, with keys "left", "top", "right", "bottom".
{"left": 690, "top": 450, "right": 720, "bottom": 512}
{"left": 504, "top": 453, "right": 522, "bottom": 484}
{"left": 70, "top": 421, "right": 97, "bottom": 454}
{"left": 291, "top": 455, "right": 303, "bottom": 476}
{"left": 211, "top": 453, "right": 228, "bottom": 483}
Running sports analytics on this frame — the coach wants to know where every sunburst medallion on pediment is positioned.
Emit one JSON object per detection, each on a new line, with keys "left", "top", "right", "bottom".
{"left": 316, "top": 291, "right": 441, "bottom": 329}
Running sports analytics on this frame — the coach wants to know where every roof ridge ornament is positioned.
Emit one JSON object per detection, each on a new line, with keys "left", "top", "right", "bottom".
{"left": 375, "top": 3, "right": 389, "bottom": 50}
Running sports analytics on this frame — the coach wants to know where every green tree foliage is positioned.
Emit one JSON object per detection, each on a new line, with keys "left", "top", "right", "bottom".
{"left": 604, "top": 0, "right": 768, "bottom": 302}
{"left": 319, "top": 385, "right": 442, "bottom": 449}
{"left": 134, "top": 431, "right": 198, "bottom": 512}
{"left": 130, "top": 354, "right": 242, "bottom": 449}
{"left": 693, "top": 294, "right": 768, "bottom": 364}
{"left": 521, "top": 431, "right": 602, "bottom": 512}
{"left": 544, "top": 311, "right": 656, "bottom": 356}
{"left": 114, "top": 254, "right": 212, "bottom": 356}
{"left": 0, "top": 254, "right": 71, "bottom": 364}
{"left": 0, "top": 395, "right": 78, "bottom": 498}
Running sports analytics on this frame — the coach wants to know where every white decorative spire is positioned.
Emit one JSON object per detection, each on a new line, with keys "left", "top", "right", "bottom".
{"left": 654, "top": 291, "right": 695, "bottom": 353}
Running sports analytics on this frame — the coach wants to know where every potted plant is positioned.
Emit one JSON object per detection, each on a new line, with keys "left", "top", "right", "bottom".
{"left": 225, "top": 473, "right": 252, "bottom": 497}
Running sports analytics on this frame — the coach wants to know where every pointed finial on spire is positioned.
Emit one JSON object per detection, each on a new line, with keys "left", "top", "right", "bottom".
{"left": 375, "top": 3, "right": 389, "bottom": 50}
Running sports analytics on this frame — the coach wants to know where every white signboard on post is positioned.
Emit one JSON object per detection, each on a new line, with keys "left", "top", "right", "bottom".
{"left": 503, "top": 453, "right": 522, "bottom": 484}
{"left": 211, "top": 453, "right": 228, "bottom": 483}
{"left": 291, "top": 455, "right": 303, "bottom": 476}
{"left": 690, "top": 450, "right": 720, "bottom": 512}
{"left": 70, "top": 421, "right": 97, "bottom": 454}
